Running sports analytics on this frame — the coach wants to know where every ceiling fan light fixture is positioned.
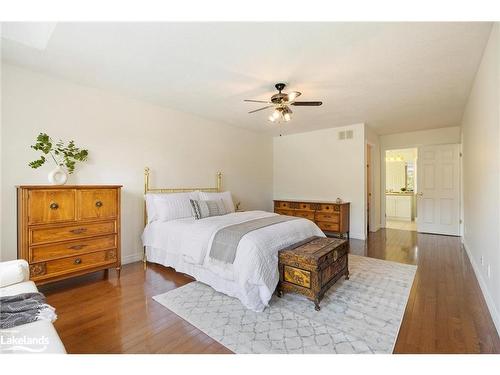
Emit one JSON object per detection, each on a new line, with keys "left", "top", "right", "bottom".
{"left": 287, "top": 91, "right": 300, "bottom": 102}
{"left": 245, "top": 83, "right": 321, "bottom": 125}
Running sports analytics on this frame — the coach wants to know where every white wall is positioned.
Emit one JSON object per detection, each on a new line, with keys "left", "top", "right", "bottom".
{"left": 380, "top": 126, "right": 461, "bottom": 150}
{"left": 0, "top": 64, "right": 274, "bottom": 262}
{"left": 379, "top": 126, "right": 462, "bottom": 228}
{"left": 273, "top": 123, "right": 366, "bottom": 239}
{"left": 461, "top": 24, "right": 500, "bottom": 333}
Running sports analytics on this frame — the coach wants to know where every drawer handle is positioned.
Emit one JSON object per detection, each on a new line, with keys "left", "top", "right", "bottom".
{"left": 49, "top": 202, "right": 59, "bottom": 210}
{"left": 69, "top": 228, "right": 87, "bottom": 234}
{"left": 74, "top": 258, "right": 82, "bottom": 265}
{"left": 95, "top": 201, "right": 103, "bottom": 208}
{"left": 69, "top": 244, "right": 88, "bottom": 250}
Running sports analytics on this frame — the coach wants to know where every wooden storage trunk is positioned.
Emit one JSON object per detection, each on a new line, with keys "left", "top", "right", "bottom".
{"left": 278, "top": 236, "right": 349, "bottom": 310}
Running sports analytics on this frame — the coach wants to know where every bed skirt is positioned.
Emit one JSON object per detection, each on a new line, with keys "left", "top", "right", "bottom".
{"left": 146, "top": 246, "right": 273, "bottom": 312}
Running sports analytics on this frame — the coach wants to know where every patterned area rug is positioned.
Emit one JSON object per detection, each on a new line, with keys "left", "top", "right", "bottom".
{"left": 153, "top": 254, "right": 417, "bottom": 354}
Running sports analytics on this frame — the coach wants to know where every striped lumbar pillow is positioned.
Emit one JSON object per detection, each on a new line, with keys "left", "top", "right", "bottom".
{"left": 190, "top": 199, "right": 227, "bottom": 219}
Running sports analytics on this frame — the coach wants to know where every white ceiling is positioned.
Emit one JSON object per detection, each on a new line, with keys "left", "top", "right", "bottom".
{"left": 1, "top": 22, "right": 492, "bottom": 136}
{"left": 1, "top": 22, "right": 56, "bottom": 50}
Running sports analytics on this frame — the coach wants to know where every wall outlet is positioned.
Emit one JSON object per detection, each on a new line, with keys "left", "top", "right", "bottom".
{"left": 480, "top": 256, "right": 484, "bottom": 266}
{"left": 487, "top": 264, "right": 491, "bottom": 279}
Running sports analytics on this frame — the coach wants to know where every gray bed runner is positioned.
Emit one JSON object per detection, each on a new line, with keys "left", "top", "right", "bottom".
{"left": 209, "top": 215, "right": 299, "bottom": 264}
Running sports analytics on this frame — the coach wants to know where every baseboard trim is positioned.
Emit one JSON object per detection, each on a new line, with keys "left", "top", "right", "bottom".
{"left": 462, "top": 240, "right": 500, "bottom": 335}
{"left": 349, "top": 232, "right": 365, "bottom": 240}
{"left": 121, "top": 252, "right": 143, "bottom": 265}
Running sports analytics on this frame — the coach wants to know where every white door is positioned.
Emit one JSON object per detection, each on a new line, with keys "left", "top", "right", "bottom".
{"left": 417, "top": 144, "right": 460, "bottom": 235}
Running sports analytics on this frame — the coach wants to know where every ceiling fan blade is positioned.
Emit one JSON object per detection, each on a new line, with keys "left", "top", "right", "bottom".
{"left": 291, "top": 101, "right": 323, "bottom": 106}
{"left": 244, "top": 99, "right": 271, "bottom": 103}
{"left": 248, "top": 105, "right": 274, "bottom": 114}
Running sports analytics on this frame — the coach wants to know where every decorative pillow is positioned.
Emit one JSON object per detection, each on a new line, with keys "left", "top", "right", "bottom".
{"left": 199, "top": 191, "right": 235, "bottom": 213}
{"left": 145, "top": 191, "right": 200, "bottom": 223}
{"left": 190, "top": 199, "right": 227, "bottom": 220}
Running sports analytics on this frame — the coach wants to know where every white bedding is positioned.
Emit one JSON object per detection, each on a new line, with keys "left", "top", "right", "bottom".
{"left": 142, "top": 210, "right": 324, "bottom": 311}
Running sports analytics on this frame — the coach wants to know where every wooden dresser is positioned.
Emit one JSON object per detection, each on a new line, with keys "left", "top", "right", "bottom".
{"left": 17, "top": 185, "right": 122, "bottom": 285}
{"left": 274, "top": 199, "right": 350, "bottom": 238}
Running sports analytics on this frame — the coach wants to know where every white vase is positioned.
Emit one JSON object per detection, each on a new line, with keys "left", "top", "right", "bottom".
{"left": 48, "top": 166, "right": 68, "bottom": 185}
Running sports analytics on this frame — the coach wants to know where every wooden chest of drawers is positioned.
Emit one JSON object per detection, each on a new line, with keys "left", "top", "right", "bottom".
{"left": 274, "top": 199, "right": 350, "bottom": 238}
{"left": 17, "top": 185, "right": 122, "bottom": 284}
{"left": 278, "top": 236, "right": 349, "bottom": 310}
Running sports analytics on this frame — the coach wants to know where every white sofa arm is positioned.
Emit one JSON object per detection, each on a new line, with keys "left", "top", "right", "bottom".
{"left": 0, "top": 259, "right": 30, "bottom": 287}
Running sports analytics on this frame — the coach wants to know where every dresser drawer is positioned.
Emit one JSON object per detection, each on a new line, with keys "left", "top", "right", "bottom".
{"left": 293, "top": 210, "right": 315, "bottom": 220}
{"left": 29, "top": 249, "right": 118, "bottom": 280}
{"left": 30, "top": 235, "right": 117, "bottom": 262}
{"left": 28, "top": 189, "right": 75, "bottom": 224}
{"left": 315, "top": 212, "right": 340, "bottom": 223}
{"left": 295, "top": 203, "right": 313, "bottom": 211}
{"left": 30, "top": 221, "right": 116, "bottom": 245}
{"left": 317, "top": 221, "right": 340, "bottom": 232}
{"left": 275, "top": 201, "right": 291, "bottom": 210}
{"left": 275, "top": 209, "right": 294, "bottom": 216}
{"left": 77, "top": 189, "right": 118, "bottom": 220}
{"left": 318, "top": 204, "right": 338, "bottom": 213}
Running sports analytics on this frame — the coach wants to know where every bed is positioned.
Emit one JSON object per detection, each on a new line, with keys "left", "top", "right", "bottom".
{"left": 141, "top": 168, "right": 324, "bottom": 311}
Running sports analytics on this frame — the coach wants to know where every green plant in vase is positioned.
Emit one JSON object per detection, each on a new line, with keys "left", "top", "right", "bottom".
{"left": 29, "top": 133, "right": 89, "bottom": 184}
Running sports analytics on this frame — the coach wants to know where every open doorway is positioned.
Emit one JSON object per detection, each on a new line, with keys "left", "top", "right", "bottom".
{"left": 385, "top": 148, "right": 417, "bottom": 231}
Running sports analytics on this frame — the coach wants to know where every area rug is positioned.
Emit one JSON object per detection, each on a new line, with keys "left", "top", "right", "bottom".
{"left": 153, "top": 254, "right": 417, "bottom": 354}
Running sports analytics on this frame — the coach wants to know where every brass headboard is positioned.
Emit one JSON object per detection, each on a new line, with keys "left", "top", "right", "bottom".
{"left": 142, "top": 167, "right": 222, "bottom": 265}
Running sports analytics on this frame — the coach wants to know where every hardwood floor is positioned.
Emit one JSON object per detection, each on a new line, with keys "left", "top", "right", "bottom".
{"left": 40, "top": 228, "right": 500, "bottom": 354}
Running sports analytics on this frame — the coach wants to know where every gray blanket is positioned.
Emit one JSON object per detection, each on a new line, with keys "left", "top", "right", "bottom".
{"left": 209, "top": 215, "right": 299, "bottom": 264}
{"left": 0, "top": 292, "right": 55, "bottom": 329}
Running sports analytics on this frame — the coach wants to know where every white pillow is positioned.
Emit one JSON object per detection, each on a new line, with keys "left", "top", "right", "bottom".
{"left": 199, "top": 191, "right": 235, "bottom": 213}
{"left": 146, "top": 191, "right": 199, "bottom": 223}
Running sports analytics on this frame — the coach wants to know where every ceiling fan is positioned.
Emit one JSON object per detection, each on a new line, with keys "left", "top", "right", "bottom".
{"left": 244, "top": 83, "right": 322, "bottom": 123}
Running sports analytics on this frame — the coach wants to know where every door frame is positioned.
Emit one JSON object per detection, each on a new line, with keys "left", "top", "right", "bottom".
{"left": 365, "top": 141, "right": 379, "bottom": 237}
{"left": 366, "top": 143, "right": 372, "bottom": 233}
{"left": 381, "top": 143, "right": 462, "bottom": 232}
